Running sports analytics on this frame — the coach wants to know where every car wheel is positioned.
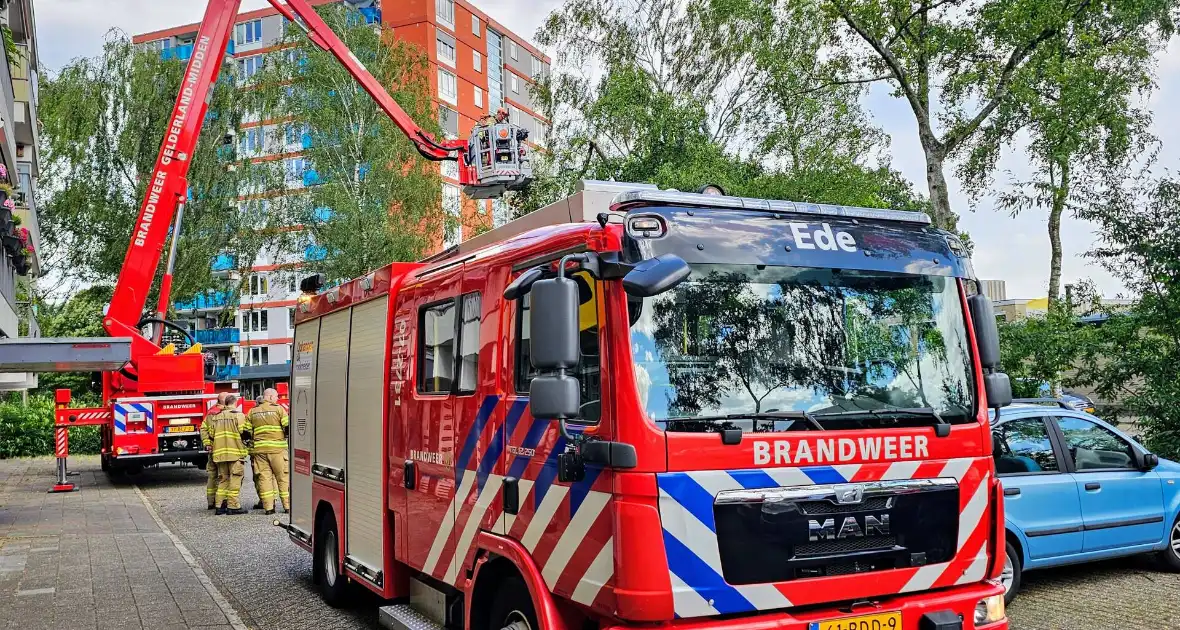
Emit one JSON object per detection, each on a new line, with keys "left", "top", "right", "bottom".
{"left": 487, "top": 576, "right": 538, "bottom": 630}
{"left": 1160, "top": 515, "right": 1180, "bottom": 572}
{"left": 1002, "top": 540, "right": 1022, "bottom": 604}
{"left": 316, "top": 516, "right": 353, "bottom": 607}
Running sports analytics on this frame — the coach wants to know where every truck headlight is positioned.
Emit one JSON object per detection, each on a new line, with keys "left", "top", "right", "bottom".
{"left": 973, "top": 593, "right": 1005, "bottom": 626}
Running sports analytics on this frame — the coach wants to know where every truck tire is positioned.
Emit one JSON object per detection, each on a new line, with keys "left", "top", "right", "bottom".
{"left": 1002, "top": 540, "right": 1022, "bottom": 605}
{"left": 1159, "top": 514, "right": 1180, "bottom": 572}
{"left": 487, "top": 576, "right": 538, "bottom": 630}
{"left": 315, "top": 516, "right": 352, "bottom": 608}
{"left": 193, "top": 455, "right": 208, "bottom": 470}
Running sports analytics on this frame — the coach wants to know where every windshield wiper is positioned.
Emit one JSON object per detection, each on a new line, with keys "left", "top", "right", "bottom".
{"left": 813, "top": 407, "right": 953, "bottom": 436}
{"left": 666, "top": 411, "right": 825, "bottom": 431}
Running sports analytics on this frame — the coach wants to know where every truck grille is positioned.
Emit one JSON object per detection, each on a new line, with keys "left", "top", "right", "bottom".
{"left": 712, "top": 478, "right": 959, "bottom": 585}
{"left": 796, "top": 535, "right": 898, "bottom": 556}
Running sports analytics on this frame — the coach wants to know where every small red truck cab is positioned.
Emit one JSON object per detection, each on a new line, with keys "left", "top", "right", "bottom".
{"left": 286, "top": 180, "right": 1013, "bottom": 630}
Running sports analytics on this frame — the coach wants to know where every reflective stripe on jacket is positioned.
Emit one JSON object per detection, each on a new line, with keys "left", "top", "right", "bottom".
{"left": 243, "top": 402, "right": 290, "bottom": 454}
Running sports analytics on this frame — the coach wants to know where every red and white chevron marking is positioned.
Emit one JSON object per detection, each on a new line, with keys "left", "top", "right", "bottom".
{"left": 54, "top": 427, "right": 69, "bottom": 458}
{"left": 72, "top": 411, "right": 112, "bottom": 421}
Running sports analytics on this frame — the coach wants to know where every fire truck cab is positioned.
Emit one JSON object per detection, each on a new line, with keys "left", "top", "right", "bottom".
{"left": 287, "top": 180, "right": 1013, "bottom": 630}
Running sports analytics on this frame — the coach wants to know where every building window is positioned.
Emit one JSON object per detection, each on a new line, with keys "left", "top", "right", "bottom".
{"left": 238, "top": 54, "right": 264, "bottom": 83}
{"left": 510, "top": 73, "right": 519, "bottom": 93}
{"left": 508, "top": 40, "right": 518, "bottom": 60}
{"left": 436, "top": 0, "right": 455, "bottom": 28}
{"left": 443, "top": 184, "right": 461, "bottom": 247}
{"left": 472, "top": 14, "right": 481, "bottom": 36}
{"left": 438, "top": 69, "right": 457, "bottom": 105}
{"left": 492, "top": 199, "right": 511, "bottom": 228}
{"left": 146, "top": 38, "right": 172, "bottom": 53}
{"left": 508, "top": 106, "right": 520, "bottom": 126}
{"left": 285, "top": 157, "right": 308, "bottom": 183}
{"left": 418, "top": 300, "right": 456, "bottom": 394}
{"left": 457, "top": 292, "right": 481, "bottom": 394}
{"left": 288, "top": 308, "right": 296, "bottom": 329}
{"left": 531, "top": 55, "right": 542, "bottom": 78}
{"left": 248, "top": 273, "right": 269, "bottom": 296}
{"left": 487, "top": 30, "right": 504, "bottom": 110}
{"left": 473, "top": 50, "right": 482, "bottom": 72}
{"left": 240, "top": 127, "right": 262, "bottom": 156}
{"left": 437, "top": 34, "right": 456, "bottom": 67}
{"left": 438, "top": 105, "right": 459, "bottom": 139}
{"left": 473, "top": 86, "right": 483, "bottom": 108}
{"left": 441, "top": 159, "right": 459, "bottom": 181}
{"left": 287, "top": 274, "right": 297, "bottom": 294}
{"left": 235, "top": 19, "right": 263, "bottom": 45}
{"left": 245, "top": 310, "right": 269, "bottom": 333}
{"left": 247, "top": 346, "right": 270, "bottom": 366}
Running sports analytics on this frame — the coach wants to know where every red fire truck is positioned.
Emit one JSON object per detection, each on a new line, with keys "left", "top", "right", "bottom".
{"left": 53, "top": 0, "right": 529, "bottom": 475}
{"left": 287, "top": 180, "right": 1015, "bottom": 629}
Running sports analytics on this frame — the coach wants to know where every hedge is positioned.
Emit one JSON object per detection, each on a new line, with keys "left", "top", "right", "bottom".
{"left": 0, "top": 394, "right": 103, "bottom": 459}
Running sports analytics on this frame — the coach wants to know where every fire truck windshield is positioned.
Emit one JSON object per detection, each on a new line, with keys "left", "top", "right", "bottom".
{"left": 628, "top": 264, "right": 976, "bottom": 432}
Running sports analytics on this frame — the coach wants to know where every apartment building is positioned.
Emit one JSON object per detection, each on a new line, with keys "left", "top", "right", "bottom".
{"left": 134, "top": 0, "right": 550, "bottom": 398}
{"left": 0, "top": 0, "right": 42, "bottom": 391}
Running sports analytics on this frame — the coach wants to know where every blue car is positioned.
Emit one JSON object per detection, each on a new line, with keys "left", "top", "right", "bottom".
{"left": 991, "top": 401, "right": 1180, "bottom": 603}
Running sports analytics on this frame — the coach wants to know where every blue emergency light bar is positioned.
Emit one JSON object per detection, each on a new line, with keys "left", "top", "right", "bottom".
{"left": 611, "top": 188, "right": 933, "bottom": 226}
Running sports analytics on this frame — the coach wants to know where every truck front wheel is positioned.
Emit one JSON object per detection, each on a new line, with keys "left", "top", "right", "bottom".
{"left": 487, "top": 576, "right": 538, "bottom": 630}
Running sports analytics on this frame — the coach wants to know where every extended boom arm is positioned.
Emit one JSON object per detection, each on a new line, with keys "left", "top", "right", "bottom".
{"left": 105, "top": 0, "right": 530, "bottom": 393}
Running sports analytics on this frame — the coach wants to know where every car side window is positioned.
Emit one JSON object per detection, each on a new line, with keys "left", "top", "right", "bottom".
{"left": 1056, "top": 417, "right": 1136, "bottom": 471}
{"left": 994, "top": 418, "right": 1060, "bottom": 475}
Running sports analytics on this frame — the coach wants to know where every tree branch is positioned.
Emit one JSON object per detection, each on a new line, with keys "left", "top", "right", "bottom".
{"left": 832, "top": 0, "right": 931, "bottom": 129}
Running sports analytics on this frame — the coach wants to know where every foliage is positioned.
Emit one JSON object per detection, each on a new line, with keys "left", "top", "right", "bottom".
{"left": 997, "top": 296, "right": 1094, "bottom": 398}
{"left": 31, "top": 286, "right": 113, "bottom": 396}
{"left": 1073, "top": 176, "right": 1180, "bottom": 459}
{"left": 959, "top": 15, "right": 1164, "bottom": 303}
{"left": 241, "top": 5, "right": 445, "bottom": 283}
{"left": 524, "top": 0, "right": 901, "bottom": 216}
{"left": 817, "top": 0, "right": 1177, "bottom": 230}
{"left": 0, "top": 395, "right": 102, "bottom": 459}
{"left": 0, "top": 25, "right": 19, "bottom": 64}
{"left": 39, "top": 32, "right": 262, "bottom": 306}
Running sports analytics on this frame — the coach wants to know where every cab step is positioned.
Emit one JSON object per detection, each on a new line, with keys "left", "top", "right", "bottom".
{"left": 378, "top": 604, "right": 444, "bottom": 630}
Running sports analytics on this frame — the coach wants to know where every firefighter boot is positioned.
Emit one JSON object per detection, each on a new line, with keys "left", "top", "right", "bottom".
{"left": 216, "top": 501, "right": 227, "bottom": 516}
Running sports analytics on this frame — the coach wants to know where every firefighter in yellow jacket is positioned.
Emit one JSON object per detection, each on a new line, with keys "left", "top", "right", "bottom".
{"left": 200, "top": 393, "right": 227, "bottom": 510}
{"left": 243, "top": 388, "right": 290, "bottom": 515}
{"left": 209, "top": 393, "right": 250, "bottom": 515}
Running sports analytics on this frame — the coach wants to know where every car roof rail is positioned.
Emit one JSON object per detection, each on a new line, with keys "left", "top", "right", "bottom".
{"left": 1011, "top": 397, "right": 1073, "bottom": 410}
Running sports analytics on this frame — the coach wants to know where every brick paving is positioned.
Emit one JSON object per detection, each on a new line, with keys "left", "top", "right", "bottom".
{"left": 0, "top": 457, "right": 239, "bottom": 630}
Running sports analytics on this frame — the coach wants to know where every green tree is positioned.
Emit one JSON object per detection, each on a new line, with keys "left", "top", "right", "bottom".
{"left": 997, "top": 298, "right": 1093, "bottom": 398}
{"left": 1074, "top": 177, "right": 1180, "bottom": 458}
{"left": 820, "top": 0, "right": 1176, "bottom": 230}
{"left": 242, "top": 5, "right": 445, "bottom": 283}
{"left": 959, "top": 23, "right": 1163, "bottom": 304}
{"left": 526, "top": 0, "right": 899, "bottom": 214}
{"left": 39, "top": 32, "right": 266, "bottom": 304}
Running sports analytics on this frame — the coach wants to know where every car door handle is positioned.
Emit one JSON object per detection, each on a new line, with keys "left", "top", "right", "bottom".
{"left": 1003, "top": 487, "right": 1020, "bottom": 497}
{"left": 1085, "top": 482, "right": 1101, "bottom": 491}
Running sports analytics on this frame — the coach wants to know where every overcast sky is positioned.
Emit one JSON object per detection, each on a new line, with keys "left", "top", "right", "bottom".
{"left": 34, "top": 0, "right": 1180, "bottom": 299}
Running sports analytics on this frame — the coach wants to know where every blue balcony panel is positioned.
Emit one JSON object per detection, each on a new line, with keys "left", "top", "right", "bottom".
{"left": 212, "top": 253, "right": 235, "bottom": 271}
{"left": 303, "top": 169, "right": 321, "bottom": 186}
{"left": 313, "top": 207, "right": 332, "bottom": 222}
{"left": 175, "top": 291, "right": 235, "bottom": 311}
{"left": 305, "top": 244, "right": 327, "bottom": 261}
{"left": 194, "top": 327, "right": 240, "bottom": 345}
{"left": 212, "top": 364, "right": 241, "bottom": 382}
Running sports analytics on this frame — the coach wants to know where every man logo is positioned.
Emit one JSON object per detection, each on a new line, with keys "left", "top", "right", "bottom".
{"left": 834, "top": 484, "right": 865, "bottom": 505}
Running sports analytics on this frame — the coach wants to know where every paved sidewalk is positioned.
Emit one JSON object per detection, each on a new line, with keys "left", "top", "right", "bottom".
{"left": 0, "top": 457, "right": 241, "bottom": 630}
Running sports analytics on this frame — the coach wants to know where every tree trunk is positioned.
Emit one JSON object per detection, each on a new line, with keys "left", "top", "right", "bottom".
{"left": 1046, "top": 160, "right": 1069, "bottom": 306}
{"left": 923, "top": 145, "right": 955, "bottom": 230}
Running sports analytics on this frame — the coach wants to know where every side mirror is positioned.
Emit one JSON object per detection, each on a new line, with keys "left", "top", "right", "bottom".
{"left": 985, "top": 372, "right": 1012, "bottom": 408}
{"left": 968, "top": 293, "right": 1001, "bottom": 370}
{"left": 1138, "top": 452, "right": 1159, "bottom": 471}
{"left": 528, "top": 276, "right": 580, "bottom": 370}
{"left": 530, "top": 374, "right": 581, "bottom": 420}
{"left": 623, "top": 254, "right": 691, "bottom": 298}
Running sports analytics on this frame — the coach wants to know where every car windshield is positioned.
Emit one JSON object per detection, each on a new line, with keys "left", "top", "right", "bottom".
{"left": 628, "top": 264, "right": 976, "bottom": 431}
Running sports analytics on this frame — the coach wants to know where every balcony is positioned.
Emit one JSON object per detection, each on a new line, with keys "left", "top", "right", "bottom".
{"left": 211, "top": 364, "right": 241, "bottom": 382}
{"left": 161, "top": 44, "right": 194, "bottom": 62}
{"left": 211, "top": 253, "right": 237, "bottom": 278}
{"left": 304, "top": 244, "right": 327, "bottom": 261}
{"left": 174, "top": 290, "right": 236, "bottom": 312}
{"left": 193, "top": 327, "right": 240, "bottom": 346}
{"left": 241, "top": 362, "right": 292, "bottom": 380}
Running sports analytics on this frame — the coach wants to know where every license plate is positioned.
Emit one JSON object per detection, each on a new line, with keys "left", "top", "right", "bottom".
{"left": 809, "top": 612, "right": 901, "bottom": 630}
{"left": 165, "top": 425, "right": 195, "bottom": 434}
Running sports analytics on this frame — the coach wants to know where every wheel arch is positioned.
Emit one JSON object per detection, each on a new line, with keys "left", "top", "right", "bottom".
{"left": 468, "top": 532, "right": 571, "bottom": 630}
{"left": 1005, "top": 523, "right": 1028, "bottom": 567}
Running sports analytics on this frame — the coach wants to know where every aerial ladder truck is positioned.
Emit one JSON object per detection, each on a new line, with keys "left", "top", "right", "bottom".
{"left": 53, "top": 0, "right": 532, "bottom": 475}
